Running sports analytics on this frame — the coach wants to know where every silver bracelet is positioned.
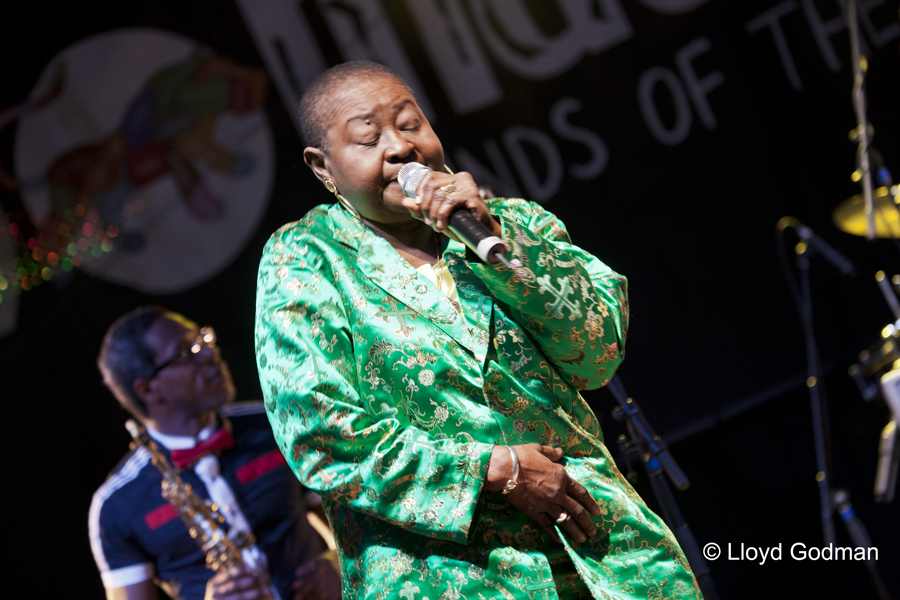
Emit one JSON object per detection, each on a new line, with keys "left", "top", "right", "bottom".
{"left": 501, "top": 446, "right": 519, "bottom": 495}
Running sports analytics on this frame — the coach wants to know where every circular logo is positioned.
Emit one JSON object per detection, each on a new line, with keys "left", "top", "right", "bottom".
{"left": 14, "top": 28, "right": 274, "bottom": 293}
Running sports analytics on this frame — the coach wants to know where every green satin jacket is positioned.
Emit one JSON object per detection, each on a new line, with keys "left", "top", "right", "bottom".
{"left": 255, "top": 198, "right": 701, "bottom": 600}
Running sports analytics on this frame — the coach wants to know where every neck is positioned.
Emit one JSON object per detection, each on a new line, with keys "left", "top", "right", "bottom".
{"left": 144, "top": 410, "right": 216, "bottom": 438}
{"left": 364, "top": 218, "right": 440, "bottom": 259}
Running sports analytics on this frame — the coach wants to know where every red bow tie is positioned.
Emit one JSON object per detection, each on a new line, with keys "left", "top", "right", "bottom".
{"left": 169, "top": 427, "right": 235, "bottom": 469}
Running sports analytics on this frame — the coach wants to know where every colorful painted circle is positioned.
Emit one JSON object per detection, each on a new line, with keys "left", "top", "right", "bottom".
{"left": 15, "top": 28, "right": 274, "bottom": 293}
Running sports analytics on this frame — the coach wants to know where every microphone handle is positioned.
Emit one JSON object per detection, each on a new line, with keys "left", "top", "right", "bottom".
{"left": 448, "top": 210, "right": 507, "bottom": 266}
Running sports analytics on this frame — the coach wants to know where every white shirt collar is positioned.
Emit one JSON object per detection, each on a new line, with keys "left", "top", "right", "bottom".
{"left": 145, "top": 416, "right": 219, "bottom": 450}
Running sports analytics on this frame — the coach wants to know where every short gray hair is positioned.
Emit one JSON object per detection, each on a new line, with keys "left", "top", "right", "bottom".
{"left": 299, "top": 60, "right": 413, "bottom": 150}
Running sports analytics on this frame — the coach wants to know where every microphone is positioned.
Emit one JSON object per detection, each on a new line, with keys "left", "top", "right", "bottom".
{"left": 398, "top": 162, "right": 511, "bottom": 267}
{"left": 777, "top": 217, "right": 856, "bottom": 278}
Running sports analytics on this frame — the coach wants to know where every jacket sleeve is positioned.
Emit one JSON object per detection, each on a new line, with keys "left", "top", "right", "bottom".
{"left": 466, "top": 198, "right": 628, "bottom": 391}
{"left": 255, "top": 226, "right": 494, "bottom": 545}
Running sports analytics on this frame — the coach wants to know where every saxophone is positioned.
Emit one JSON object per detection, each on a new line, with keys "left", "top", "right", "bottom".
{"left": 125, "top": 419, "right": 277, "bottom": 598}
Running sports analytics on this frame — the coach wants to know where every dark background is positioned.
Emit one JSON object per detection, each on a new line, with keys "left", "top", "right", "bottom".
{"left": 2, "top": 1, "right": 898, "bottom": 598}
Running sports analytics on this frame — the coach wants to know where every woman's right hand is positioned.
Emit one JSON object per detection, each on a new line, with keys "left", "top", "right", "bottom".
{"left": 485, "top": 444, "right": 601, "bottom": 544}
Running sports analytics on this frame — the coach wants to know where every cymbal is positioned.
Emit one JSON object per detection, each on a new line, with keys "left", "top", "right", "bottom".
{"left": 833, "top": 186, "right": 900, "bottom": 238}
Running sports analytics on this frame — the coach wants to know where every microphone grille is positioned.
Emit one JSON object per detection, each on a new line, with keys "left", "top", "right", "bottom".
{"left": 398, "top": 162, "right": 431, "bottom": 197}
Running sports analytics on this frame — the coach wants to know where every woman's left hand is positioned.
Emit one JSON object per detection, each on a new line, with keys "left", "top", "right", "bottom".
{"left": 400, "top": 170, "right": 501, "bottom": 242}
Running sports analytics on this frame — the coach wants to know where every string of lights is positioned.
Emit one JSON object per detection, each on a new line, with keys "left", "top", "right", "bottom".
{"left": 0, "top": 198, "right": 146, "bottom": 305}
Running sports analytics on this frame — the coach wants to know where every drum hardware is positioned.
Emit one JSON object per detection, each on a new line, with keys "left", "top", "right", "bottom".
{"left": 849, "top": 271, "right": 900, "bottom": 508}
{"left": 849, "top": 325, "right": 898, "bottom": 383}
{"left": 833, "top": 186, "right": 900, "bottom": 239}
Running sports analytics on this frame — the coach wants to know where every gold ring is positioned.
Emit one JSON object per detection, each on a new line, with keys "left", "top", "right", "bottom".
{"left": 555, "top": 512, "right": 569, "bottom": 524}
{"left": 440, "top": 184, "right": 457, "bottom": 195}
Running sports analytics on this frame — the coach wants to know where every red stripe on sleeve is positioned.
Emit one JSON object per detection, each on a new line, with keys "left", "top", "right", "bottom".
{"left": 236, "top": 450, "right": 287, "bottom": 484}
{"left": 144, "top": 504, "right": 178, "bottom": 530}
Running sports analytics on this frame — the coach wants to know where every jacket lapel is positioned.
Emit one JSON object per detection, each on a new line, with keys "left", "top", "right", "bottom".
{"left": 353, "top": 229, "right": 481, "bottom": 359}
{"left": 330, "top": 206, "right": 493, "bottom": 361}
{"left": 444, "top": 246, "right": 494, "bottom": 367}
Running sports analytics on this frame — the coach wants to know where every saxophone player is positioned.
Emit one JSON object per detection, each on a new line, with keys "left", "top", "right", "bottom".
{"left": 89, "top": 307, "right": 341, "bottom": 600}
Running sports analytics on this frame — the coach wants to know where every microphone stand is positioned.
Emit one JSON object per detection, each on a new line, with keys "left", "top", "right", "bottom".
{"left": 793, "top": 248, "right": 893, "bottom": 600}
{"left": 795, "top": 245, "right": 836, "bottom": 546}
{"left": 606, "top": 376, "right": 721, "bottom": 600}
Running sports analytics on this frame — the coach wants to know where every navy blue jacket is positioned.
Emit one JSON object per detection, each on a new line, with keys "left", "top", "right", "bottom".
{"left": 90, "top": 402, "right": 326, "bottom": 600}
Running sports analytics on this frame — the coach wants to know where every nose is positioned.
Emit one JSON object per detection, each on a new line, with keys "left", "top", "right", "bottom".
{"left": 384, "top": 128, "right": 416, "bottom": 164}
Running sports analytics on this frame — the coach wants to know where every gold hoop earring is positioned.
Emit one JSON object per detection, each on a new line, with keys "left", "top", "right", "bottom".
{"left": 325, "top": 178, "right": 363, "bottom": 221}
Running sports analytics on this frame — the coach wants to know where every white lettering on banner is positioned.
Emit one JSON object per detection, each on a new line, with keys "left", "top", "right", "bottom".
{"left": 675, "top": 38, "right": 724, "bottom": 130}
{"left": 467, "top": 0, "right": 633, "bottom": 79}
{"left": 746, "top": 1, "right": 804, "bottom": 91}
{"left": 313, "top": 0, "right": 436, "bottom": 120}
{"left": 800, "top": 0, "right": 855, "bottom": 72}
{"left": 638, "top": 37, "right": 722, "bottom": 146}
{"left": 503, "top": 126, "right": 565, "bottom": 203}
{"left": 746, "top": 0, "right": 898, "bottom": 91}
{"left": 638, "top": 0, "right": 712, "bottom": 15}
{"left": 454, "top": 140, "right": 523, "bottom": 198}
{"left": 639, "top": 67, "right": 693, "bottom": 146}
{"left": 235, "top": 0, "right": 328, "bottom": 137}
{"left": 403, "top": 0, "right": 504, "bottom": 115}
{"left": 549, "top": 98, "right": 609, "bottom": 180}
{"left": 857, "top": 0, "right": 900, "bottom": 47}
{"left": 234, "top": 0, "right": 899, "bottom": 188}
{"left": 453, "top": 99, "right": 609, "bottom": 201}
{"left": 236, "top": 0, "right": 435, "bottom": 132}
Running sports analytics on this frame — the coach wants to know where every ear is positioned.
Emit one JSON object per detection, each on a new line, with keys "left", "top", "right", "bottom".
{"left": 133, "top": 377, "right": 163, "bottom": 410}
{"left": 304, "top": 147, "right": 331, "bottom": 184}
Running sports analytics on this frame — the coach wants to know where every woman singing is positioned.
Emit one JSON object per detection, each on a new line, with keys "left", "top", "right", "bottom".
{"left": 254, "top": 60, "right": 701, "bottom": 600}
